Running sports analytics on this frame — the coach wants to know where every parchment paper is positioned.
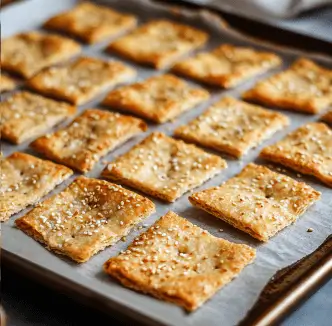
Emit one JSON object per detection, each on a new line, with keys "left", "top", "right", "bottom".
{"left": 2, "top": 1, "right": 332, "bottom": 325}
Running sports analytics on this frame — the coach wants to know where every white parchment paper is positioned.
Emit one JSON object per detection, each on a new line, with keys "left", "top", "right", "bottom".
{"left": 2, "top": 1, "right": 332, "bottom": 325}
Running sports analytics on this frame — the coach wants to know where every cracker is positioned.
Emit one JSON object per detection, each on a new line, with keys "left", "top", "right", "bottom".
{"left": 102, "top": 132, "right": 227, "bottom": 202}
{"left": 260, "top": 122, "right": 332, "bottom": 187}
{"left": 189, "top": 164, "right": 320, "bottom": 241}
{"left": 173, "top": 44, "right": 281, "bottom": 88}
{"left": 1, "top": 74, "right": 16, "bottom": 93}
{"left": 28, "top": 56, "right": 136, "bottom": 105}
{"left": 31, "top": 109, "right": 147, "bottom": 173}
{"left": 322, "top": 110, "right": 332, "bottom": 125}
{"left": 44, "top": 2, "right": 137, "bottom": 44}
{"left": 108, "top": 20, "right": 208, "bottom": 69}
{"left": 102, "top": 74, "right": 209, "bottom": 123}
{"left": 174, "top": 97, "right": 289, "bottom": 158}
{"left": 0, "top": 152, "right": 73, "bottom": 222}
{"left": 0, "top": 91, "right": 76, "bottom": 144}
{"left": 104, "top": 211, "right": 256, "bottom": 311}
{"left": 243, "top": 58, "right": 332, "bottom": 114}
{"left": 1, "top": 32, "right": 81, "bottom": 78}
{"left": 15, "top": 176, "right": 155, "bottom": 262}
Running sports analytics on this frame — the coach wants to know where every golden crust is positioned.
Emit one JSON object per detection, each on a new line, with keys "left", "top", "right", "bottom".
{"left": 1, "top": 74, "right": 16, "bottom": 92}
{"left": 0, "top": 152, "right": 73, "bottom": 222}
{"left": 102, "top": 132, "right": 227, "bottom": 202}
{"left": 243, "top": 58, "right": 332, "bottom": 114}
{"left": 173, "top": 44, "right": 281, "bottom": 88}
{"left": 174, "top": 97, "right": 289, "bottom": 158}
{"left": 189, "top": 164, "right": 320, "bottom": 241}
{"left": 108, "top": 20, "right": 208, "bottom": 69}
{"left": 0, "top": 91, "right": 76, "bottom": 144}
{"left": 102, "top": 74, "right": 209, "bottom": 123}
{"left": 322, "top": 110, "right": 332, "bottom": 125}
{"left": 1, "top": 32, "right": 81, "bottom": 78}
{"left": 28, "top": 56, "right": 136, "bottom": 105}
{"left": 15, "top": 176, "right": 155, "bottom": 262}
{"left": 104, "top": 211, "right": 256, "bottom": 311}
{"left": 260, "top": 122, "right": 332, "bottom": 187}
{"left": 31, "top": 109, "right": 147, "bottom": 173}
{"left": 44, "top": 2, "right": 137, "bottom": 44}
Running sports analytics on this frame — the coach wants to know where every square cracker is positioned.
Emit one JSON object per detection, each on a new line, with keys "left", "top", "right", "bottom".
{"left": 174, "top": 97, "right": 289, "bottom": 158}
{"left": 28, "top": 56, "right": 136, "bottom": 105}
{"left": 243, "top": 58, "right": 332, "bottom": 114}
{"left": 1, "top": 32, "right": 81, "bottom": 78}
{"left": 189, "top": 164, "right": 320, "bottom": 241}
{"left": 1, "top": 74, "right": 16, "bottom": 93}
{"left": 31, "top": 109, "right": 147, "bottom": 173}
{"left": 44, "top": 2, "right": 137, "bottom": 44}
{"left": 104, "top": 211, "right": 256, "bottom": 311}
{"left": 322, "top": 110, "right": 332, "bottom": 125}
{"left": 102, "top": 74, "right": 209, "bottom": 123}
{"left": 102, "top": 132, "right": 227, "bottom": 202}
{"left": 15, "top": 176, "right": 155, "bottom": 262}
{"left": 107, "top": 20, "right": 208, "bottom": 69}
{"left": 0, "top": 91, "right": 76, "bottom": 144}
{"left": 172, "top": 44, "right": 281, "bottom": 88}
{"left": 1, "top": 152, "right": 73, "bottom": 222}
{"left": 260, "top": 122, "right": 332, "bottom": 187}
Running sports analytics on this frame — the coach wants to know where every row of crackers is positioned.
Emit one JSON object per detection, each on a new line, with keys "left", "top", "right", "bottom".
{"left": 1, "top": 1, "right": 332, "bottom": 313}
{"left": 1, "top": 124, "right": 331, "bottom": 310}
{"left": 1, "top": 2, "right": 331, "bottom": 112}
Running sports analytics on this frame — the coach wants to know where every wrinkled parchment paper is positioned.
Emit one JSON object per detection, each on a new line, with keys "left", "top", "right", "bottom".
{"left": 2, "top": 1, "right": 332, "bottom": 325}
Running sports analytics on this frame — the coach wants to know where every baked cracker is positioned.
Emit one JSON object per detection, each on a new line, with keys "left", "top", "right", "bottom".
{"left": 1, "top": 152, "right": 73, "bottom": 222}
{"left": 31, "top": 109, "right": 147, "bottom": 173}
{"left": 174, "top": 97, "right": 289, "bottom": 158}
{"left": 189, "top": 163, "right": 320, "bottom": 241}
{"left": 102, "top": 132, "right": 227, "bottom": 202}
{"left": 15, "top": 176, "right": 155, "bottom": 262}
{"left": 104, "top": 211, "right": 256, "bottom": 311}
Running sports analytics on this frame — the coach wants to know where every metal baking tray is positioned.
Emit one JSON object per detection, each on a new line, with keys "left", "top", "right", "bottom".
{"left": 2, "top": 1, "right": 332, "bottom": 325}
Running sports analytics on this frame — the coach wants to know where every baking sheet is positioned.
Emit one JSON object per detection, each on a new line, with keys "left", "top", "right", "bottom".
{"left": 1, "top": 1, "right": 332, "bottom": 325}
